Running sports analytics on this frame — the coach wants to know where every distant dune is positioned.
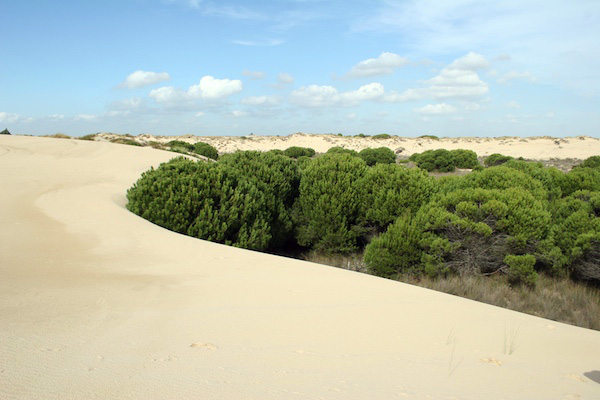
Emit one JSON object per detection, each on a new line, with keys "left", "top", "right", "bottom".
{"left": 95, "top": 132, "right": 600, "bottom": 161}
{"left": 1, "top": 134, "right": 600, "bottom": 399}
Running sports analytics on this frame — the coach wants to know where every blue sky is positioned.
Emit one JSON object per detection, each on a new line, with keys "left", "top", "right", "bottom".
{"left": 1, "top": 0, "right": 599, "bottom": 137}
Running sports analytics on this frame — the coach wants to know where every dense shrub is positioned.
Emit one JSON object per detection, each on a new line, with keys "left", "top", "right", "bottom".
{"left": 327, "top": 146, "right": 358, "bottom": 156}
{"left": 358, "top": 147, "right": 396, "bottom": 166}
{"left": 410, "top": 149, "right": 456, "bottom": 172}
{"left": 167, "top": 140, "right": 194, "bottom": 152}
{"left": 418, "top": 135, "right": 439, "bottom": 140}
{"left": 562, "top": 167, "right": 600, "bottom": 196}
{"left": 284, "top": 146, "right": 315, "bottom": 159}
{"left": 503, "top": 159, "right": 566, "bottom": 200}
{"left": 0, "top": 129, "right": 10, "bottom": 135}
{"left": 451, "top": 149, "right": 479, "bottom": 169}
{"left": 550, "top": 191, "right": 600, "bottom": 282}
{"left": 193, "top": 142, "right": 219, "bottom": 160}
{"left": 219, "top": 151, "right": 299, "bottom": 247}
{"left": 293, "top": 153, "right": 368, "bottom": 253}
{"left": 79, "top": 134, "right": 97, "bottom": 141}
{"left": 485, "top": 153, "right": 513, "bottom": 167}
{"left": 410, "top": 149, "right": 479, "bottom": 171}
{"left": 357, "top": 163, "right": 436, "bottom": 232}
{"left": 364, "top": 187, "right": 552, "bottom": 284}
{"left": 372, "top": 134, "right": 391, "bottom": 139}
{"left": 573, "top": 155, "right": 600, "bottom": 170}
{"left": 126, "top": 156, "right": 298, "bottom": 251}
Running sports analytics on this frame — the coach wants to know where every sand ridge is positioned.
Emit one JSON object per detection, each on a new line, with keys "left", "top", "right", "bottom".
{"left": 1, "top": 135, "right": 600, "bottom": 399}
{"left": 97, "top": 132, "right": 600, "bottom": 160}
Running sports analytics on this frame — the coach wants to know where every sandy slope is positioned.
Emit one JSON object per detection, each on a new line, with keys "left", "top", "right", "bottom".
{"left": 1, "top": 135, "right": 600, "bottom": 400}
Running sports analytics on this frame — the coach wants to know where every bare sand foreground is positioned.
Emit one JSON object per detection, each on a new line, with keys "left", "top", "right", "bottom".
{"left": 1, "top": 135, "right": 600, "bottom": 400}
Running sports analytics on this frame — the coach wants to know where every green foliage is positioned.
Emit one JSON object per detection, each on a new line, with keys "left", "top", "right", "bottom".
{"left": 167, "top": 140, "right": 194, "bottom": 152}
{"left": 574, "top": 155, "right": 600, "bottom": 170}
{"left": 126, "top": 155, "right": 299, "bottom": 251}
{"left": 365, "top": 187, "right": 552, "bottom": 280}
{"left": 451, "top": 149, "right": 479, "bottom": 169}
{"left": 357, "top": 163, "right": 436, "bottom": 232}
{"left": 372, "top": 134, "right": 391, "bottom": 139}
{"left": 503, "top": 159, "right": 566, "bottom": 200}
{"left": 219, "top": 151, "right": 299, "bottom": 247}
{"left": 358, "top": 147, "right": 396, "bottom": 166}
{"left": 485, "top": 153, "right": 513, "bottom": 167}
{"left": 78, "top": 134, "right": 97, "bottom": 141}
{"left": 193, "top": 141, "right": 219, "bottom": 160}
{"left": 562, "top": 167, "right": 600, "bottom": 196}
{"left": 293, "top": 153, "right": 368, "bottom": 253}
{"left": 364, "top": 214, "right": 423, "bottom": 278}
{"left": 283, "top": 146, "right": 316, "bottom": 159}
{"left": 0, "top": 128, "right": 10, "bottom": 135}
{"left": 111, "top": 138, "right": 141, "bottom": 146}
{"left": 418, "top": 135, "right": 439, "bottom": 140}
{"left": 410, "top": 149, "right": 456, "bottom": 172}
{"left": 327, "top": 146, "right": 358, "bottom": 156}
{"left": 504, "top": 254, "right": 538, "bottom": 286}
{"left": 410, "top": 149, "right": 479, "bottom": 171}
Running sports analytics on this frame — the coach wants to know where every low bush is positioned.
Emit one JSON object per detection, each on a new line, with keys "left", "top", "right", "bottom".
{"left": 358, "top": 147, "right": 396, "bottom": 166}
{"left": 193, "top": 141, "right": 219, "bottom": 160}
{"left": 573, "top": 155, "right": 600, "bottom": 170}
{"left": 283, "top": 146, "right": 316, "bottom": 159}
{"left": 409, "top": 149, "right": 455, "bottom": 172}
{"left": 327, "top": 146, "right": 358, "bottom": 156}
{"left": 485, "top": 153, "right": 513, "bottom": 167}
{"left": 78, "top": 134, "right": 97, "bottom": 141}
{"left": 167, "top": 140, "right": 194, "bottom": 152}
{"left": 372, "top": 134, "right": 391, "bottom": 139}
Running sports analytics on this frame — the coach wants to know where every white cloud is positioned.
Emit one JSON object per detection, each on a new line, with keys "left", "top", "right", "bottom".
{"left": 507, "top": 100, "right": 521, "bottom": 109}
{"left": 271, "top": 72, "right": 295, "bottom": 89}
{"left": 448, "top": 51, "right": 490, "bottom": 71}
{"left": 0, "top": 112, "right": 22, "bottom": 123}
{"left": 75, "top": 114, "right": 97, "bottom": 121}
{"left": 241, "top": 95, "right": 281, "bottom": 106}
{"left": 195, "top": 111, "right": 205, "bottom": 117}
{"left": 290, "top": 82, "right": 385, "bottom": 107}
{"left": 346, "top": 113, "right": 357, "bottom": 120}
{"left": 149, "top": 86, "right": 186, "bottom": 104}
{"left": 188, "top": 76, "right": 243, "bottom": 99}
{"left": 231, "top": 110, "right": 249, "bottom": 117}
{"left": 415, "top": 103, "right": 457, "bottom": 115}
{"left": 242, "top": 70, "right": 265, "bottom": 80}
{"left": 347, "top": 52, "right": 410, "bottom": 78}
{"left": 120, "top": 70, "right": 170, "bottom": 89}
{"left": 498, "top": 71, "right": 536, "bottom": 84}
{"left": 47, "top": 114, "right": 64, "bottom": 120}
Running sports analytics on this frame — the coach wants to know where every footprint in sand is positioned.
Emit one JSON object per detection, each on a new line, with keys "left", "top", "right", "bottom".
{"left": 480, "top": 358, "right": 503, "bottom": 366}
{"left": 190, "top": 342, "right": 218, "bottom": 350}
{"left": 567, "top": 374, "right": 587, "bottom": 383}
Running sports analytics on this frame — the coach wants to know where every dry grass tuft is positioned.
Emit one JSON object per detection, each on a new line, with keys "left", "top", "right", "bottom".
{"left": 401, "top": 274, "right": 600, "bottom": 330}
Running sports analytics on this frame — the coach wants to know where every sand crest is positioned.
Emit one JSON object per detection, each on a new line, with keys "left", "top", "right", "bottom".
{"left": 1, "top": 135, "right": 600, "bottom": 399}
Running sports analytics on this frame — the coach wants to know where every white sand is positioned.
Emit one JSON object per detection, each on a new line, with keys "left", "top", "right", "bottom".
{"left": 104, "top": 132, "right": 600, "bottom": 160}
{"left": 1, "top": 135, "right": 600, "bottom": 400}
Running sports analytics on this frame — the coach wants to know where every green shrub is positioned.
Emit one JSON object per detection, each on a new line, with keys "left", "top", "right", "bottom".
{"left": 193, "top": 141, "right": 219, "bottom": 160}
{"left": 562, "top": 167, "right": 600, "bottom": 196}
{"left": 79, "top": 134, "right": 97, "bottom": 141}
{"left": 293, "top": 153, "right": 368, "bottom": 253}
{"left": 503, "top": 159, "right": 566, "bottom": 200}
{"left": 327, "top": 146, "right": 358, "bottom": 156}
{"left": 372, "top": 134, "right": 391, "bottom": 140}
{"left": 357, "top": 163, "right": 436, "bottom": 232}
{"left": 355, "top": 133, "right": 368, "bottom": 138}
{"left": 0, "top": 129, "right": 10, "bottom": 135}
{"left": 574, "top": 155, "right": 600, "bottom": 170}
{"left": 504, "top": 254, "right": 538, "bottom": 286}
{"left": 167, "top": 140, "right": 194, "bottom": 152}
{"left": 365, "top": 187, "right": 552, "bottom": 279}
{"left": 410, "top": 149, "right": 455, "bottom": 172}
{"left": 126, "top": 156, "right": 296, "bottom": 251}
{"left": 485, "top": 153, "right": 513, "bottom": 167}
{"left": 111, "top": 138, "right": 141, "bottom": 146}
{"left": 418, "top": 135, "right": 439, "bottom": 140}
{"left": 451, "top": 149, "right": 479, "bottom": 169}
{"left": 219, "top": 151, "right": 300, "bottom": 247}
{"left": 358, "top": 147, "right": 396, "bottom": 166}
{"left": 283, "top": 146, "right": 316, "bottom": 159}
{"left": 550, "top": 191, "right": 600, "bottom": 282}
{"left": 364, "top": 214, "right": 423, "bottom": 278}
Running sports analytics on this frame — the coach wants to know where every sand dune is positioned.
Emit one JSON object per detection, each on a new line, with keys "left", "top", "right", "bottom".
{"left": 1, "top": 135, "right": 600, "bottom": 399}
{"left": 99, "top": 132, "right": 600, "bottom": 161}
